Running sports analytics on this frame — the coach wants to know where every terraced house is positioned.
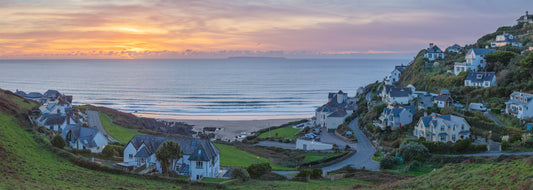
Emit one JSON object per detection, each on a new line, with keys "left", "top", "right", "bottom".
{"left": 413, "top": 113, "right": 471, "bottom": 142}
{"left": 122, "top": 135, "right": 220, "bottom": 180}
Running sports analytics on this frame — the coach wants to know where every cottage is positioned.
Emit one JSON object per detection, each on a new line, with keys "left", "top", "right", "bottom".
{"left": 381, "top": 85, "right": 413, "bottom": 105}
{"left": 62, "top": 126, "right": 108, "bottom": 153}
{"left": 445, "top": 44, "right": 463, "bottom": 53}
{"left": 464, "top": 72, "right": 497, "bottom": 88}
{"left": 385, "top": 65, "right": 407, "bottom": 85}
{"left": 505, "top": 92, "right": 533, "bottom": 120}
{"left": 491, "top": 33, "right": 522, "bottom": 47}
{"left": 413, "top": 113, "right": 471, "bottom": 142}
{"left": 123, "top": 135, "right": 220, "bottom": 180}
{"left": 453, "top": 48, "right": 498, "bottom": 75}
{"left": 434, "top": 90, "right": 453, "bottom": 108}
{"left": 517, "top": 11, "right": 533, "bottom": 24}
{"left": 379, "top": 105, "right": 414, "bottom": 130}
{"left": 424, "top": 43, "right": 445, "bottom": 61}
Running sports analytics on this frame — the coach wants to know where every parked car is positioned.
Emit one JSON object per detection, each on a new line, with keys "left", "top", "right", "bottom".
{"left": 469, "top": 103, "right": 487, "bottom": 112}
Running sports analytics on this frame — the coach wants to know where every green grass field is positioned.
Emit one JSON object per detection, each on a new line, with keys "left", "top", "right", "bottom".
{"left": 98, "top": 112, "right": 144, "bottom": 144}
{"left": 0, "top": 113, "right": 196, "bottom": 189}
{"left": 257, "top": 126, "right": 301, "bottom": 140}
{"left": 215, "top": 143, "right": 294, "bottom": 171}
{"left": 303, "top": 152, "right": 345, "bottom": 162}
{"left": 228, "top": 178, "right": 372, "bottom": 190}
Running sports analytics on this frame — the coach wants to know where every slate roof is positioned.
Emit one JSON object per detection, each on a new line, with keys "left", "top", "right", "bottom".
{"left": 389, "top": 87, "right": 411, "bottom": 98}
{"left": 383, "top": 106, "right": 414, "bottom": 118}
{"left": 495, "top": 33, "right": 519, "bottom": 44}
{"left": 446, "top": 44, "right": 462, "bottom": 51}
{"left": 40, "top": 114, "right": 66, "bottom": 125}
{"left": 465, "top": 72, "right": 496, "bottom": 83}
{"left": 26, "top": 92, "right": 43, "bottom": 98}
{"left": 68, "top": 126, "right": 102, "bottom": 148}
{"left": 395, "top": 65, "right": 407, "bottom": 72}
{"left": 427, "top": 45, "right": 443, "bottom": 53}
{"left": 135, "top": 146, "right": 151, "bottom": 158}
{"left": 469, "top": 48, "right": 498, "bottom": 56}
{"left": 435, "top": 94, "right": 452, "bottom": 102}
{"left": 505, "top": 92, "right": 533, "bottom": 105}
{"left": 44, "top": 90, "right": 61, "bottom": 98}
{"left": 328, "top": 109, "right": 347, "bottom": 117}
{"left": 15, "top": 90, "right": 26, "bottom": 97}
{"left": 60, "top": 124, "right": 80, "bottom": 138}
{"left": 517, "top": 14, "right": 533, "bottom": 22}
{"left": 127, "top": 135, "right": 220, "bottom": 161}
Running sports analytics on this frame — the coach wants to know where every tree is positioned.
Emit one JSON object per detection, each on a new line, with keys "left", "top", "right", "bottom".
{"left": 520, "top": 52, "right": 533, "bottom": 70}
{"left": 397, "top": 142, "right": 429, "bottom": 163}
{"left": 231, "top": 167, "right": 250, "bottom": 181}
{"left": 155, "top": 141, "right": 183, "bottom": 174}
{"left": 380, "top": 154, "right": 397, "bottom": 169}
{"left": 247, "top": 163, "right": 272, "bottom": 179}
{"left": 51, "top": 134, "right": 65, "bottom": 149}
{"left": 484, "top": 51, "right": 517, "bottom": 66}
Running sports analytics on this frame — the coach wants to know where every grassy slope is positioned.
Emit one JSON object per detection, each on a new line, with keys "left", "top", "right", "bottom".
{"left": 303, "top": 152, "right": 345, "bottom": 162}
{"left": 376, "top": 159, "right": 533, "bottom": 189}
{"left": 98, "top": 112, "right": 143, "bottom": 144}
{"left": 257, "top": 126, "right": 301, "bottom": 140}
{"left": 228, "top": 178, "right": 371, "bottom": 190}
{"left": 215, "top": 143, "right": 293, "bottom": 171}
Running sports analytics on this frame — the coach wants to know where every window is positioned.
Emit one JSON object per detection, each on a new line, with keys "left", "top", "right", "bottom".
{"left": 440, "top": 136, "right": 446, "bottom": 141}
{"left": 129, "top": 154, "right": 133, "bottom": 159}
{"left": 196, "top": 161, "right": 203, "bottom": 169}
{"left": 440, "top": 126, "right": 444, "bottom": 131}
{"left": 461, "top": 125, "right": 465, "bottom": 130}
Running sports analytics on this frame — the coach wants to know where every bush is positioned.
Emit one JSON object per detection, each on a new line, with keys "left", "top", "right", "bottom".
{"left": 51, "top": 134, "right": 66, "bottom": 149}
{"left": 258, "top": 172, "right": 287, "bottom": 181}
{"left": 398, "top": 142, "right": 430, "bottom": 163}
{"left": 380, "top": 154, "right": 396, "bottom": 169}
{"left": 102, "top": 145, "right": 123, "bottom": 158}
{"left": 524, "top": 138, "right": 533, "bottom": 148}
{"left": 453, "top": 139, "right": 471, "bottom": 153}
{"left": 231, "top": 167, "right": 250, "bottom": 182}
{"left": 247, "top": 163, "right": 272, "bottom": 179}
{"left": 311, "top": 168, "right": 323, "bottom": 179}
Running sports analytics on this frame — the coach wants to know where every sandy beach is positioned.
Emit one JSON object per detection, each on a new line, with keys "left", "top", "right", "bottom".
{"left": 170, "top": 118, "right": 307, "bottom": 141}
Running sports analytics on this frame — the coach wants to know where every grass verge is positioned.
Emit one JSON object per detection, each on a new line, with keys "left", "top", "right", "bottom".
{"left": 98, "top": 112, "right": 143, "bottom": 144}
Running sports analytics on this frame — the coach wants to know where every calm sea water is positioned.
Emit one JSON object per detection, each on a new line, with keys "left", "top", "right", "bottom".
{"left": 0, "top": 59, "right": 406, "bottom": 120}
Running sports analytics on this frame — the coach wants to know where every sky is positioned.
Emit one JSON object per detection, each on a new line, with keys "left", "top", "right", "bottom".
{"left": 1, "top": 0, "right": 532, "bottom": 59}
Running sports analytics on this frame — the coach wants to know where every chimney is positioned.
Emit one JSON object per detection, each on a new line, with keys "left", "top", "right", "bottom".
{"left": 424, "top": 112, "right": 428, "bottom": 116}
{"left": 67, "top": 114, "right": 70, "bottom": 125}
{"left": 527, "top": 11, "right": 529, "bottom": 17}
{"left": 429, "top": 43, "right": 434, "bottom": 48}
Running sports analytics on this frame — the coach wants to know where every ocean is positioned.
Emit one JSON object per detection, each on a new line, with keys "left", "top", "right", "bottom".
{"left": 0, "top": 58, "right": 406, "bottom": 120}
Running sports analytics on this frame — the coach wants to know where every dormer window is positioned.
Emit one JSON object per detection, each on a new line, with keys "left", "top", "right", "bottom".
{"left": 476, "top": 74, "right": 483, "bottom": 79}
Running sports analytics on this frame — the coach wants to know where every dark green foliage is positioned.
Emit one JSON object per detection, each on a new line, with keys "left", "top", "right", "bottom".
{"left": 247, "top": 163, "right": 272, "bottom": 179}
{"left": 484, "top": 51, "right": 518, "bottom": 71}
{"left": 311, "top": 168, "right": 323, "bottom": 179}
{"left": 51, "top": 134, "right": 65, "bottom": 149}
{"left": 380, "top": 154, "right": 397, "bottom": 169}
{"left": 524, "top": 138, "right": 533, "bottom": 148}
{"left": 397, "top": 142, "right": 430, "bottom": 163}
{"left": 453, "top": 139, "right": 472, "bottom": 153}
{"left": 408, "top": 138, "right": 488, "bottom": 154}
{"left": 102, "top": 145, "right": 123, "bottom": 158}
{"left": 258, "top": 172, "right": 287, "bottom": 181}
{"left": 155, "top": 141, "right": 183, "bottom": 174}
{"left": 231, "top": 167, "right": 250, "bottom": 181}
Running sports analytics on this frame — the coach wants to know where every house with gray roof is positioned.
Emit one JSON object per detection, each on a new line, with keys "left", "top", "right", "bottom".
{"left": 63, "top": 126, "right": 108, "bottom": 153}
{"left": 380, "top": 85, "right": 413, "bottom": 105}
{"left": 445, "top": 44, "right": 463, "bottom": 53}
{"left": 465, "top": 72, "right": 497, "bottom": 88}
{"left": 315, "top": 90, "right": 357, "bottom": 129}
{"left": 454, "top": 48, "right": 498, "bottom": 75}
{"left": 385, "top": 65, "right": 407, "bottom": 85}
{"left": 379, "top": 105, "right": 415, "bottom": 130}
{"left": 123, "top": 135, "right": 220, "bottom": 180}
{"left": 434, "top": 90, "right": 453, "bottom": 108}
{"left": 491, "top": 33, "right": 522, "bottom": 47}
{"left": 414, "top": 113, "right": 471, "bottom": 142}
{"left": 517, "top": 11, "right": 533, "bottom": 24}
{"left": 505, "top": 92, "right": 533, "bottom": 119}
{"left": 424, "top": 43, "right": 445, "bottom": 61}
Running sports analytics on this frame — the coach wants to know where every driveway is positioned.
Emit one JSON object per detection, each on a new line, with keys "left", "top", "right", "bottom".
{"left": 86, "top": 110, "right": 118, "bottom": 142}
{"left": 255, "top": 141, "right": 296, "bottom": 149}
{"left": 321, "top": 118, "right": 379, "bottom": 175}
{"left": 319, "top": 130, "right": 356, "bottom": 149}
{"left": 485, "top": 111, "right": 504, "bottom": 126}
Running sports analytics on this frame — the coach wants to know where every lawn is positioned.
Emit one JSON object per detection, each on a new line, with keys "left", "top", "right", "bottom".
{"left": 228, "top": 178, "right": 372, "bottom": 190}
{"left": 257, "top": 126, "right": 301, "bottom": 140}
{"left": 215, "top": 143, "right": 294, "bottom": 171}
{"left": 0, "top": 113, "right": 197, "bottom": 189}
{"left": 98, "top": 112, "right": 144, "bottom": 144}
{"left": 303, "top": 152, "right": 345, "bottom": 162}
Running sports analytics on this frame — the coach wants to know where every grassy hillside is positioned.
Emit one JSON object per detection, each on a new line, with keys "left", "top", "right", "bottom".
{"left": 98, "top": 112, "right": 144, "bottom": 144}
{"left": 0, "top": 90, "right": 203, "bottom": 189}
{"left": 256, "top": 125, "right": 301, "bottom": 140}
{"left": 375, "top": 157, "right": 533, "bottom": 189}
{"left": 215, "top": 143, "right": 294, "bottom": 171}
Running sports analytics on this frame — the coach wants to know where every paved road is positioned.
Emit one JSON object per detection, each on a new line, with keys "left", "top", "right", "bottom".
{"left": 485, "top": 111, "right": 504, "bottom": 126}
{"left": 255, "top": 141, "right": 296, "bottom": 150}
{"left": 443, "top": 151, "right": 533, "bottom": 157}
{"left": 321, "top": 118, "right": 379, "bottom": 175}
{"left": 319, "top": 130, "right": 356, "bottom": 149}
{"left": 86, "top": 110, "right": 118, "bottom": 142}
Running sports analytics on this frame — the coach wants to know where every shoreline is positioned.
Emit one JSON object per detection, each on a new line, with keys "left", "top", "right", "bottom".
{"left": 166, "top": 118, "right": 308, "bottom": 141}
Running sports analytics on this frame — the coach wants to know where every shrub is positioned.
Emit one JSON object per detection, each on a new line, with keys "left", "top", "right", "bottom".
{"left": 51, "top": 134, "right": 66, "bottom": 149}
{"left": 453, "top": 139, "right": 471, "bottom": 153}
{"left": 398, "top": 142, "right": 430, "bottom": 163}
{"left": 102, "top": 145, "right": 123, "bottom": 158}
{"left": 247, "top": 163, "right": 272, "bottom": 179}
{"left": 258, "top": 172, "right": 287, "bottom": 181}
{"left": 231, "top": 167, "right": 250, "bottom": 182}
{"left": 524, "top": 138, "right": 533, "bottom": 148}
{"left": 311, "top": 168, "right": 323, "bottom": 179}
{"left": 380, "top": 154, "right": 396, "bottom": 169}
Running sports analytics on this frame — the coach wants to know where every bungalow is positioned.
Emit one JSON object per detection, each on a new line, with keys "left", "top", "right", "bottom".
{"left": 123, "top": 135, "right": 220, "bottom": 180}
{"left": 453, "top": 48, "right": 498, "bottom": 75}
{"left": 491, "top": 33, "right": 522, "bottom": 47}
{"left": 413, "top": 113, "right": 471, "bottom": 142}
{"left": 424, "top": 43, "right": 445, "bottom": 61}
{"left": 62, "top": 125, "right": 108, "bottom": 153}
{"left": 385, "top": 65, "right": 407, "bottom": 85}
{"left": 434, "top": 90, "right": 453, "bottom": 108}
{"left": 445, "top": 44, "right": 463, "bottom": 53}
{"left": 505, "top": 92, "right": 533, "bottom": 120}
{"left": 464, "top": 72, "right": 497, "bottom": 88}
{"left": 379, "top": 105, "right": 414, "bottom": 130}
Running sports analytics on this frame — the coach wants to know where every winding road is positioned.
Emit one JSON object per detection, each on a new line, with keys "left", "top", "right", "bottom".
{"left": 86, "top": 110, "right": 118, "bottom": 143}
{"left": 321, "top": 118, "right": 379, "bottom": 175}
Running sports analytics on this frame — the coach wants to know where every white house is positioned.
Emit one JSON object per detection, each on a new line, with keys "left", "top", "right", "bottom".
{"left": 385, "top": 65, "right": 407, "bottom": 85}
{"left": 445, "top": 44, "right": 463, "bottom": 53}
{"left": 517, "top": 11, "right": 533, "bottom": 24}
{"left": 62, "top": 125, "right": 109, "bottom": 153}
{"left": 123, "top": 135, "right": 220, "bottom": 180}
{"left": 454, "top": 48, "right": 498, "bottom": 75}
{"left": 315, "top": 91, "right": 357, "bottom": 129}
{"left": 296, "top": 139, "right": 333, "bottom": 151}
{"left": 464, "top": 72, "right": 497, "bottom": 88}
{"left": 491, "top": 33, "right": 522, "bottom": 47}
{"left": 413, "top": 113, "right": 471, "bottom": 142}
{"left": 381, "top": 85, "right": 413, "bottom": 105}
{"left": 434, "top": 90, "right": 453, "bottom": 108}
{"left": 505, "top": 92, "right": 533, "bottom": 120}
{"left": 379, "top": 105, "right": 414, "bottom": 130}
{"left": 424, "top": 43, "right": 445, "bottom": 61}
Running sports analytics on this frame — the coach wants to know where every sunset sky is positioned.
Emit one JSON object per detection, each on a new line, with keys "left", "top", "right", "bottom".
{"left": 1, "top": 0, "right": 532, "bottom": 59}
